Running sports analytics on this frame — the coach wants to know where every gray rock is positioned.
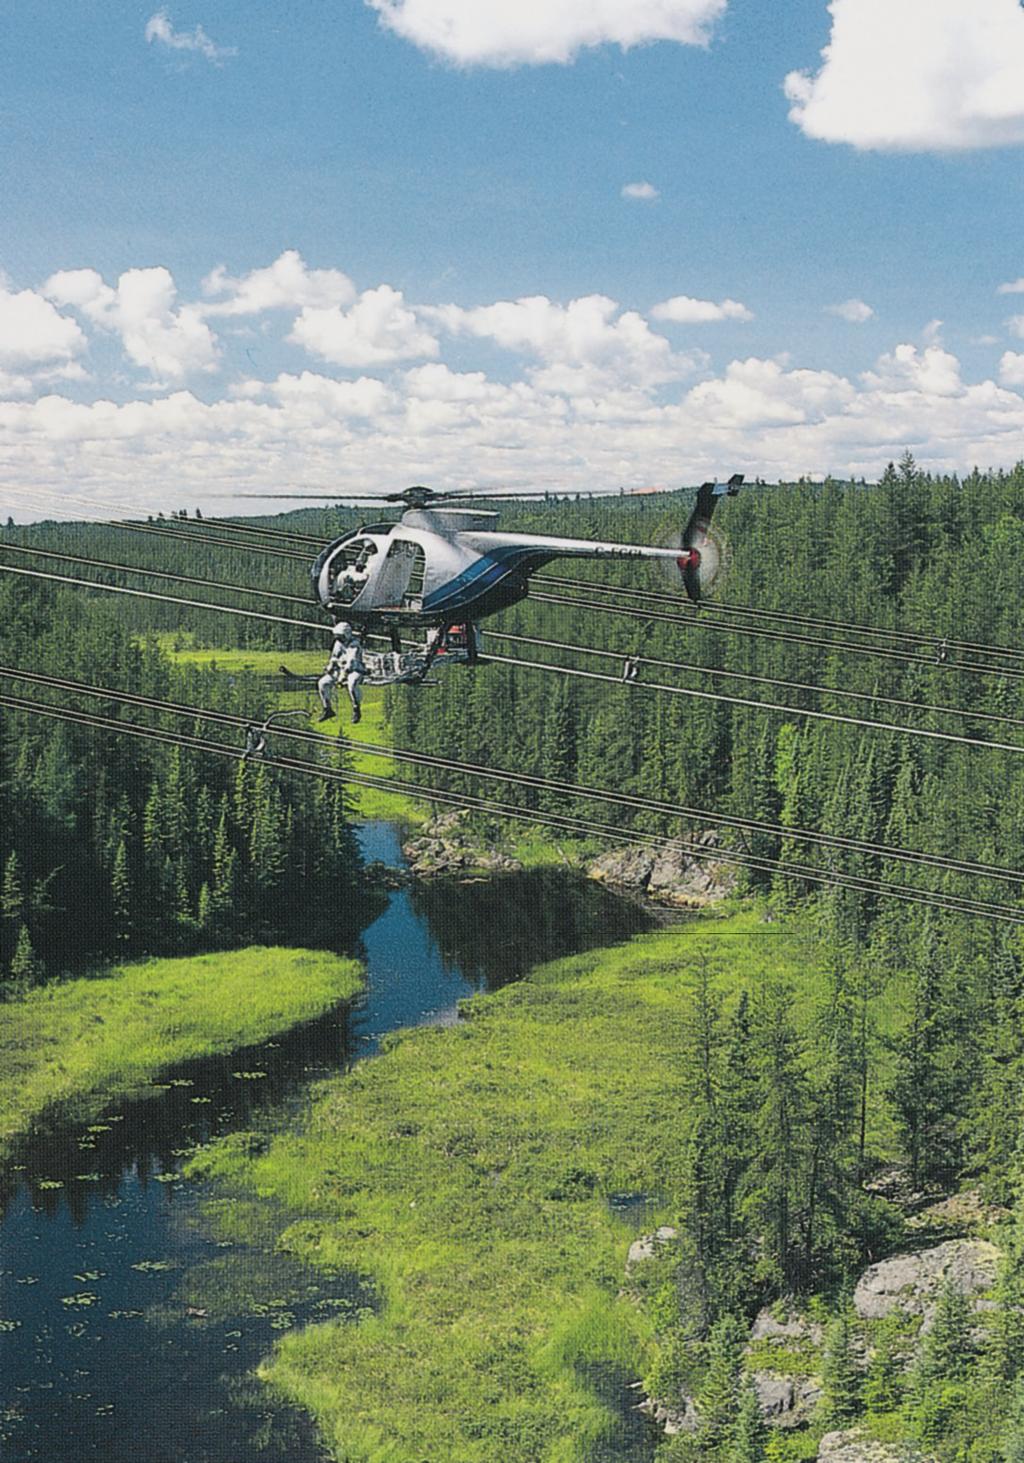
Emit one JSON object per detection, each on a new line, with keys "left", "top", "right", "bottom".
{"left": 752, "top": 1372, "right": 823, "bottom": 1428}
{"left": 588, "top": 848, "right": 658, "bottom": 892}
{"left": 818, "top": 1427, "right": 935, "bottom": 1463}
{"left": 853, "top": 1239, "right": 1000, "bottom": 1325}
{"left": 638, "top": 1395, "right": 699, "bottom": 1435}
{"left": 625, "top": 1225, "right": 678, "bottom": 1273}
{"left": 589, "top": 835, "right": 736, "bottom": 907}
{"left": 750, "top": 1305, "right": 825, "bottom": 1345}
{"left": 402, "top": 811, "right": 522, "bottom": 878}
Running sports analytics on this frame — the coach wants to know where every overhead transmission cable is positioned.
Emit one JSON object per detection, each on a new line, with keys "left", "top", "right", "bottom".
{"left": 5, "top": 540, "right": 1024, "bottom": 737}
{"left": 11, "top": 482, "right": 1024, "bottom": 673}
{"left": 4, "top": 559, "right": 1024, "bottom": 758}
{"left": 4, "top": 486, "right": 309, "bottom": 562}
{"left": 539, "top": 572, "right": 1024, "bottom": 667}
{"left": 2, "top": 688, "right": 1021, "bottom": 925}
{"left": 531, "top": 587, "right": 1024, "bottom": 684}
{"left": 4, "top": 662, "right": 1020, "bottom": 889}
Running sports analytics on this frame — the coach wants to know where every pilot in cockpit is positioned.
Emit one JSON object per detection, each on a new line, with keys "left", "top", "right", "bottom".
{"left": 333, "top": 542, "right": 377, "bottom": 604}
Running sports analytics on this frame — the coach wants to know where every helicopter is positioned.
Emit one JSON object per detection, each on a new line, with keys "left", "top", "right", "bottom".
{"left": 244, "top": 476, "right": 742, "bottom": 679}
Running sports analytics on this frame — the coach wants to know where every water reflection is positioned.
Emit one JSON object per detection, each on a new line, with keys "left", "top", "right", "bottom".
{"left": 0, "top": 822, "right": 657, "bottom": 1463}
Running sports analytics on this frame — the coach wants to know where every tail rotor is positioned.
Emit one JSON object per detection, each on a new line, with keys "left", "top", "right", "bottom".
{"left": 673, "top": 475, "right": 742, "bottom": 603}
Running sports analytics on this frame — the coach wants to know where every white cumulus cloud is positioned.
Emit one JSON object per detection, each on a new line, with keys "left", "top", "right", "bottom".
{"left": 622, "top": 181, "right": 660, "bottom": 201}
{"left": 1006, "top": 314, "right": 1024, "bottom": 339}
{"left": 364, "top": 0, "right": 726, "bottom": 66}
{"left": 433, "top": 293, "right": 701, "bottom": 391}
{"left": 999, "top": 351, "right": 1024, "bottom": 386}
{"left": 651, "top": 295, "right": 754, "bottom": 324}
{"left": 784, "top": 0, "right": 1024, "bottom": 152}
{"left": 289, "top": 285, "right": 440, "bottom": 367}
{"left": 997, "top": 277, "right": 1024, "bottom": 294}
{"left": 43, "top": 266, "right": 219, "bottom": 382}
{"left": 0, "top": 284, "right": 87, "bottom": 370}
{"left": 201, "top": 251, "right": 356, "bottom": 316}
{"left": 145, "top": 10, "right": 236, "bottom": 64}
{"left": 825, "top": 298, "right": 874, "bottom": 323}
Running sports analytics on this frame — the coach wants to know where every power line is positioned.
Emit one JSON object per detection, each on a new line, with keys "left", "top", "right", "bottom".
{"left": 5, "top": 559, "right": 1024, "bottom": 758}
{"left": 2, "top": 688, "right": 1021, "bottom": 924}
{"left": 4, "top": 662, "right": 1019, "bottom": 888}
{"left": 538, "top": 572, "right": 1024, "bottom": 667}
{"left": 0, "top": 540, "right": 313, "bottom": 607}
{"left": 4, "top": 486, "right": 308, "bottom": 562}
{"left": 13, "top": 482, "right": 1024, "bottom": 677}
{"left": 531, "top": 588, "right": 1024, "bottom": 683}
{"left": 7, "top": 540, "right": 1024, "bottom": 736}
{"left": 486, "top": 633, "right": 1024, "bottom": 755}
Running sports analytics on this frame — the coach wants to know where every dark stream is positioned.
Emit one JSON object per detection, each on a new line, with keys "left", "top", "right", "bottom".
{"left": 0, "top": 825, "right": 654, "bottom": 1463}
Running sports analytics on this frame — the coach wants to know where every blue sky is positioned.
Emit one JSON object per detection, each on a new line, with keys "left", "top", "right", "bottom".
{"left": 3, "top": 0, "right": 1024, "bottom": 515}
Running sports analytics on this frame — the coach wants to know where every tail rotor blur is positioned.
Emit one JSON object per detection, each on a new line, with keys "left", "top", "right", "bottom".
{"left": 670, "top": 475, "right": 742, "bottom": 603}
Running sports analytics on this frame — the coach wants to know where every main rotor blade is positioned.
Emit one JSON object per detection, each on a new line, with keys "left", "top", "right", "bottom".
{"left": 230, "top": 493, "right": 392, "bottom": 504}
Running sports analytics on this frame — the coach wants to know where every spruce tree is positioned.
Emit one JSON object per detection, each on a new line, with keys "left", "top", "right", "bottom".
{"left": 862, "top": 1310, "right": 906, "bottom": 1416}
{"left": 10, "top": 923, "right": 40, "bottom": 983}
{"left": 820, "top": 1306, "right": 862, "bottom": 1427}
{"left": 1001, "top": 1376, "right": 1024, "bottom": 1463}
{"left": 110, "top": 838, "right": 133, "bottom": 947}
{"left": 914, "top": 1278, "right": 973, "bottom": 1393}
{"left": 1, "top": 850, "right": 24, "bottom": 924}
{"left": 696, "top": 1314, "right": 747, "bottom": 1454}
{"left": 729, "top": 1376, "right": 766, "bottom": 1463}
{"left": 744, "top": 980, "right": 806, "bottom": 1291}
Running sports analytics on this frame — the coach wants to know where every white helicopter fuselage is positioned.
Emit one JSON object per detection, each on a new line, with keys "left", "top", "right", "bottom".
{"left": 311, "top": 506, "right": 697, "bottom": 627}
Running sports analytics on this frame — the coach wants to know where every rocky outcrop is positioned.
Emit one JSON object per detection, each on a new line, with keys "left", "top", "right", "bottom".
{"left": 402, "top": 812, "right": 522, "bottom": 878}
{"left": 906, "top": 1189, "right": 1010, "bottom": 1236}
{"left": 818, "top": 1427, "right": 936, "bottom": 1463}
{"left": 753, "top": 1372, "right": 823, "bottom": 1428}
{"left": 588, "top": 834, "right": 737, "bottom": 907}
{"left": 625, "top": 1225, "right": 679, "bottom": 1274}
{"left": 750, "top": 1305, "right": 825, "bottom": 1346}
{"left": 853, "top": 1239, "right": 999, "bottom": 1326}
{"left": 637, "top": 1394, "right": 699, "bottom": 1435}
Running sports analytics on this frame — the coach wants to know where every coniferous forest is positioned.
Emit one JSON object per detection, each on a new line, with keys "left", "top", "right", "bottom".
{"left": 4, "top": 462, "right": 1024, "bottom": 1460}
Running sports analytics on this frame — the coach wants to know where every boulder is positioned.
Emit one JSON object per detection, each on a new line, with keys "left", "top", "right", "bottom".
{"left": 589, "top": 835, "right": 736, "bottom": 907}
{"left": 588, "top": 848, "right": 658, "bottom": 892}
{"left": 818, "top": 1427, "right": 936, "bottom": 1463}
{"left": 637, "top": 1395, "right": 699, "bottom": 1435}
{"left": 752, "top": 1372, "right": 823, "bottom": 1428}
{"left": 750, "top": 1305, "right": 824, "bottom": 1345}
{"left": 402, "top": 812, "right": 522, "bottom": 878}
{"left": 853, "top": 1239, "right": 1000, "bottom": 1325}
{"left": 625, "top": 1225, "right": 678, "bottom": 1274}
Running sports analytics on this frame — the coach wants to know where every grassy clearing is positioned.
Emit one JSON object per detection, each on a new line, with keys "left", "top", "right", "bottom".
{"left": 186, "top": 909, "right": 856, "bottom": 1463}
{"left": 163, "top": 639, "right": 426, "bottom": 824}
{"left": 0, "top": 947, "right": 363, "bottom": 1165}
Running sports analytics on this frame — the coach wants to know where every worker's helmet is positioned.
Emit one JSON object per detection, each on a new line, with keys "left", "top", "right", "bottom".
{"left": 332, "top": 621, "right": 353, "bottom": 640}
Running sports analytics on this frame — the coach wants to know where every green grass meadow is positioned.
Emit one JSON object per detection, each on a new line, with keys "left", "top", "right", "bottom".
{"left": 0, "top": 946, "right": 363, "bottom": 1164}
{"left": 165, "top": 640, "right": 427, "bottom": 823}
{"left": 185, "top": 909, "right": 869, "bottom": 1463}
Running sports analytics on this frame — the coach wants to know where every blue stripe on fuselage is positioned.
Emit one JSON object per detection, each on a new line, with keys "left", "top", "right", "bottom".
{"left": 422, "top": 546, "right": 539, "bottom": 612}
